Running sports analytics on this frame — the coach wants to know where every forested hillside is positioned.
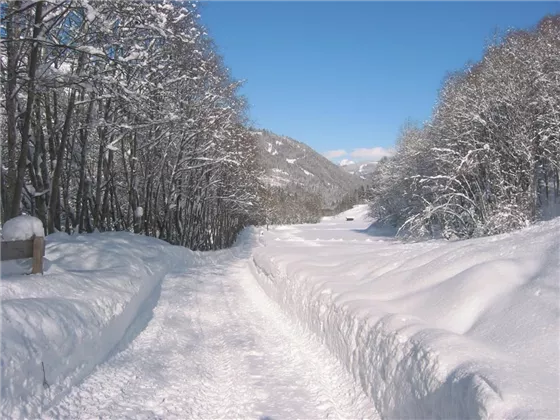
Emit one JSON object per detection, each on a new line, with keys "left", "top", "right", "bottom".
{"left": 255, "top": 130, "right": 366, "bottom": 224}
{"left": 369, "top": 15, "right": 560, "bottom": 239}
{"left": 1, "top": 1, "right": 260, "bottom": 250}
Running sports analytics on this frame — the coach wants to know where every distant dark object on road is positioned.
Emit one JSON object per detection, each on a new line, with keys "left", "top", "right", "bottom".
{"left": 346, "top": 217, "right": 354, "bottom": 221}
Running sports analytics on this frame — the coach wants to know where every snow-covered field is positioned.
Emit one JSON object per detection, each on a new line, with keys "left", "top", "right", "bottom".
{"left": 1, "top": 206, "right": 558, "bottom": 419}
{"left": 253, "top": 205, "right": 560, "bottom": 419}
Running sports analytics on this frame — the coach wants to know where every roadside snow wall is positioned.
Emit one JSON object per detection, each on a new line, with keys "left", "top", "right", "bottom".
{"left": 1, "top": 232, "right": 200, "bottom": 419}
{"left": 250, "top": 219, "right": 560, "bottom": 419}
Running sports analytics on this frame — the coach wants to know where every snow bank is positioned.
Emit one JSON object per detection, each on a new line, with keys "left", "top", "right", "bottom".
{"left": 2, "top": 215, "right": 44, "bottom": 241}
{"left": 251, "top": 210, "right": 560, "bottom": 419}
{"left": 1, "top": 231, "right": 201, "bottom": 419}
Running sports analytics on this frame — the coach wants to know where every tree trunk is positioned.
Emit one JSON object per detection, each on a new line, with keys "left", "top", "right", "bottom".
{"left": 76, "top": 99, "right": 95, "bottom": 232}
{"left": 11, "top": 1, "right": 44, "bottom": 219}
{"left": 3, "top": 1, "right": 21, "bottom": 222}
{"left": 48, "top": 84, "right": 81, "bottom": 233}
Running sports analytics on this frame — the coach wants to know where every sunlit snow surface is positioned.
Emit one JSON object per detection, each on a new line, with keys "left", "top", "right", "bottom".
{"left": 254, "top": 205, "right": 560, "bottom": 419}
{"left": 1, "top": 232, "right": 202, "bottom": 418}
{"left": 2, "top": 206, "right": 558, "bottom": 419}
{"left": 1, "top": 230, "right": 374, "bottom": 419}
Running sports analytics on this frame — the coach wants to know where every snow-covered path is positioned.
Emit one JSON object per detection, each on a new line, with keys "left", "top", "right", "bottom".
{"left": 46, "top": 245, "right": 376, "bottom": 419}
{"left": 3, "top": 205, "right": 557, "bottom": 419}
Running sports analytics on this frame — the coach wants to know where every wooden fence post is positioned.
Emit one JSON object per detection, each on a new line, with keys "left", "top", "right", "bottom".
{"left": 32, "top": 236, "right": 45, "bottom": 274}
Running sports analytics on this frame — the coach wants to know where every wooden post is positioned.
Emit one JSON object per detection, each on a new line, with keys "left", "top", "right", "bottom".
{"left": 32, "top": 236, "right": 44, "bottom": 274}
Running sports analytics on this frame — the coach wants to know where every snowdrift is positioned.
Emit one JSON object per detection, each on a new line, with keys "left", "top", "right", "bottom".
{"left": 1, "top": 231, "right": 200, "bottom": 419}
{"left": 251, "top": 207, "right": 560, "bottom": 419}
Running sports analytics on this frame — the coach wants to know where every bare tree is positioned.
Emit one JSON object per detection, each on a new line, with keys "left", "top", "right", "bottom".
{"left": 1, "top": 0, "right": 262, "bottom": 250}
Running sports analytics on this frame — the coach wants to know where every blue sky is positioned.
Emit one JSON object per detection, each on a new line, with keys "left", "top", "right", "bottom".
{"left": 200, "top": 1, "right": 560, "bottom": 163}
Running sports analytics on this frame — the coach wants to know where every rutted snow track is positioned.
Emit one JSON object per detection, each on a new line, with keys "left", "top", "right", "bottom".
{"left": 46, "top": 246, "right": 376, "bottom": 419}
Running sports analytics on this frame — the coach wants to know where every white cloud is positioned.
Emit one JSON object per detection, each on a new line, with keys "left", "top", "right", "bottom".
{"left": 323, "top": 149, "right": 347, "bottom": 159}
{"left": 349, "top": 147, "right": 394, "bottom": 161}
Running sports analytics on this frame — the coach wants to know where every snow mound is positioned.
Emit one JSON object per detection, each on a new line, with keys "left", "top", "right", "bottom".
{"left": 1, "top": 232, "right": 201, "bottom": 419}
{"left": 252, "top": 217, "right": 560, "bottom": 419}
{"left": 2, "top": 215, "right": 44, "bottom": 241}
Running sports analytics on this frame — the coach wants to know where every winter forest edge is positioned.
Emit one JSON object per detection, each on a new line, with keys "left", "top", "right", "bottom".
{"left": 2, "top": 2, "right": 559, "bottom": 249}
{"left": 368, "top": 15, "right": 560, "bottom": 239}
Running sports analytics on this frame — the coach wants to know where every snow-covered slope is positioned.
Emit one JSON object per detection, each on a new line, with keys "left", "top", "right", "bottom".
{"left": 1, "top": 232, "right": 201, "bottom": 419}
{"left": 252, "top": 206, "right": 560, "bottom": 419}
{"left": 255, "top": 129, "right": 362, "bottom": 205}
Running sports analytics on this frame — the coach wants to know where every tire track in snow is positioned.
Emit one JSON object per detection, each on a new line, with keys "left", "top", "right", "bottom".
{"left": 44, "top": 275, "right": 174, "bottom": 419}
{"left": 184, "top": 268, "right": 254, "bottom": 418}
{"left": 236, "top": 259, "right": 375, "bottom": 419}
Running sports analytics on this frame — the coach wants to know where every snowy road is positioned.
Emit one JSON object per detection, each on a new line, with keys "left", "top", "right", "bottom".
{"left": 46, "top": 245, "right": 376, "bottom": 419}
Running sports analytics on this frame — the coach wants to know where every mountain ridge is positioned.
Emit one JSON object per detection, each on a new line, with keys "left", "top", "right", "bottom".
{"left": 253, "top": 129, "right": 366, "bottom": 223}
